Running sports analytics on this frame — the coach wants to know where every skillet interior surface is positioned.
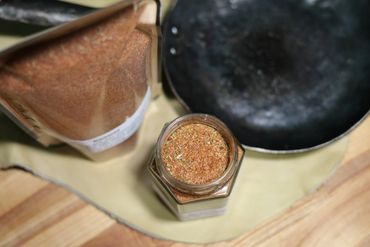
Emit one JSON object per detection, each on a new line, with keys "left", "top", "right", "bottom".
{"left": 163, "top": 0, "right": 370, "bottom": 152}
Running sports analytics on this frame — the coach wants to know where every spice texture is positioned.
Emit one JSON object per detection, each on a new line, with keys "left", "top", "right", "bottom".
{"left": 161, "top": 123, "right": 229, "bottom": 185}
{"left": 0, "top": 6, "right": 151, "bottom": 141}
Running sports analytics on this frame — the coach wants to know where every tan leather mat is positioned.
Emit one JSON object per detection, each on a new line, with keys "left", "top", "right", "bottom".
{"left": 0, "top": 94, "right": 347, "bottom": 243}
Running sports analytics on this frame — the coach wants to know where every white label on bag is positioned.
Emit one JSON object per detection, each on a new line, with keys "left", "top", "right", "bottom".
{"left": 63, "top": 89, "right": 151, "bottom": 153}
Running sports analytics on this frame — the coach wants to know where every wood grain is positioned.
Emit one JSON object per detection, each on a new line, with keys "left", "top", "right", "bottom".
{"left": 1, "top": 116, "right": 370, "bottom": 247}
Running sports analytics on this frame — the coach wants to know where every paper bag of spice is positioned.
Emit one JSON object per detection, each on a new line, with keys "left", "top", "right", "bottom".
{"left": 0, "top": 0, "right": 160, "bottom": 160}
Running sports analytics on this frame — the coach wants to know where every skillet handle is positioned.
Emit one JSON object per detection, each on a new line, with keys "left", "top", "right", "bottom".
{"left": 0, "top": 0, "right": 96, "bottom": 27}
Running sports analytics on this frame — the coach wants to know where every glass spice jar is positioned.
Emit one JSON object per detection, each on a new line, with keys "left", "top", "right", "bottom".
{"left": 148, "top": 114, "right": 245, "bottom": 221}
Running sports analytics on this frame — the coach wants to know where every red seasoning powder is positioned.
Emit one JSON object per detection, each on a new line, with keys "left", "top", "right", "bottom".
{"left": 0, "top": 7, "right": 149, "bottom": 140}
{"left": 161, "top": 123, "right": 229, "bottom": 185}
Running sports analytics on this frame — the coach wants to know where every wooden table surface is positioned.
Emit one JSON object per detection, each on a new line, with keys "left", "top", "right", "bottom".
{"left": 1, "top": 116, "right": 370, "bottom": 247}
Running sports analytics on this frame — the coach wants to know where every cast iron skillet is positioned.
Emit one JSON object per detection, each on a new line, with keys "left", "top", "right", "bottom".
{"left": 163, "top": 0, "right": 370, "bottom": 153}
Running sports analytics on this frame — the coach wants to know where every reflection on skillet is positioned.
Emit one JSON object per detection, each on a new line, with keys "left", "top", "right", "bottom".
{"left": 164, "top": 0, "right": 370, "bottom": 152}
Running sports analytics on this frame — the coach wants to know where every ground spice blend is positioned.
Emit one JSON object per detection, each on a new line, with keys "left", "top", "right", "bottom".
{"left": 161, "top": 123, "right": 229, "bottom": 185}
{"left": 148, "top": 114, "right": 245, "bottom": 221}
{"left": 0, "top": 0, "right": 159, "bottom": 160}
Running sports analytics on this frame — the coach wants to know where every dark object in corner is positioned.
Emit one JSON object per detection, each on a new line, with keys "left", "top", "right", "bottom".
{"left": 0, "top": 0, "right": 95, "bottom": 27}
